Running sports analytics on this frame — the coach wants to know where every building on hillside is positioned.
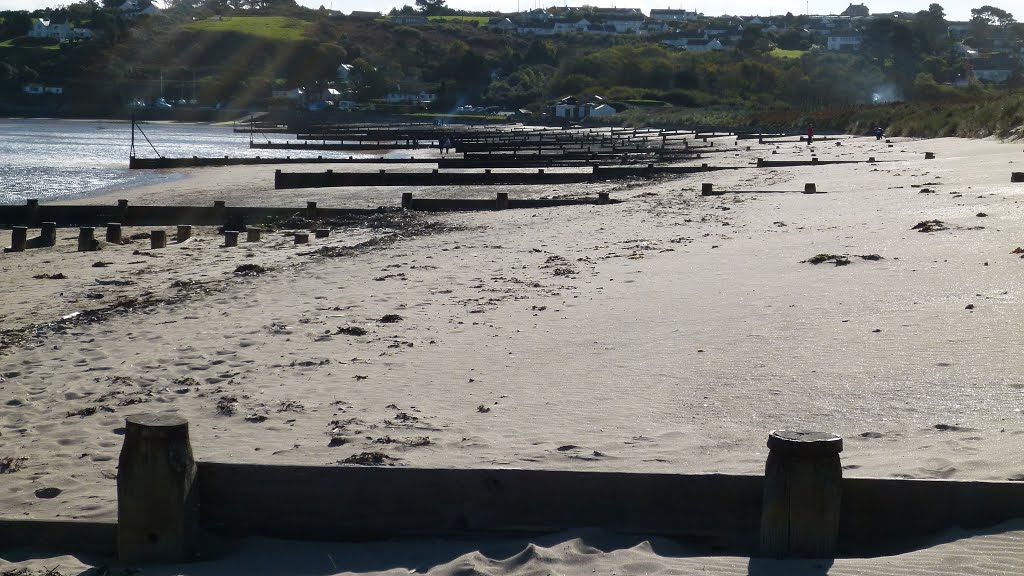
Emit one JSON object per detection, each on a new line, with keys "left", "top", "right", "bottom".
{"left": 486, "top": 17, "right": 516, "bottom": 31}
{"left": 348, "top": 11, "right": 380, "bottom": 18}
{"left": 840, "top": 3, "right": 869, "bottom": 17}
{"left": 969, "top": 56, "right": 1017, "bottom": 84}
{"left": 946, "top": 21, "right": 970, "bottom": 39}
{"left": 517, "top": 22, "right": 556, "bottom": 35}
{"left": 384, "top": 91, "right": 436, "bottom": 105}
{"left": 391, "top": 15, "right": 427, "bottom": 25}
{"left": 553, "top": 18, "right": 591, "bottom": 32}
{"left": 28, "top": 18, "right": 93, "bottom": 41}
{"left": 337, "top": 64, "right": 355, "bottom": 82}
{"left": 118, "top": 0, "right": 161, "bottom": 18}
{"left": 605, "top": 13, "right": 646, "bottom": 34}
{"left": 272, "top": 87, "right": 305, "bottom": 102}
{"left": 826, "top": 33, "right": 862, "bottom": 51}
{"left": 649, "top": 8, "right": 701, "bottom": 22}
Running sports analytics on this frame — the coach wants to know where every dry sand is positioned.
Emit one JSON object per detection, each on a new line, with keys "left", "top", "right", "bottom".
{"left": 3, "top": 134, "right": 1024, "bottom": 573}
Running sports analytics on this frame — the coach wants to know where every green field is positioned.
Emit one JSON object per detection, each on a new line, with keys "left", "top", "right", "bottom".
{"left": 427, "top": 15, "right": 490, "bottom": 26}
{"left": 184, "top": 16, "right": 309, "bottom": 41}
{"left": 0, "top": 38, "right": 60, "bottom": 50}
{"left": 770, "top": 48, "right": 806, "bottom": 59}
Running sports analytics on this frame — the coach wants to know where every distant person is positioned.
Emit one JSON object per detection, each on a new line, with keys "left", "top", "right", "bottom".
{"left": 806, "top": 124, "right": 814, "bottom": 146}
{"left": 438, "top": 137, "right": 445, "bottom": 155}
{"left": 444, "top": 137, "right": 452, "bottom": 155}
{"left": 874, "top": 126, "right": 884, "bottom": 140}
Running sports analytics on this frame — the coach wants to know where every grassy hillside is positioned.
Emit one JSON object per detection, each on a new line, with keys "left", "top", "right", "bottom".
{"left": 183, "top": 16, "right": 310, "bottom": 41}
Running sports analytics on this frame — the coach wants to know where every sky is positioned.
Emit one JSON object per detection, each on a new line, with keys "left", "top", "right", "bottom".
{"left": 0, "top": 0, "right": 986, "bottom": 22}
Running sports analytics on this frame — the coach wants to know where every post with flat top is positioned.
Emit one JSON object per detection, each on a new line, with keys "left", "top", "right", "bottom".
{"left": 760, "top": 430, "right": 843, "bottom": 559}
{"left": 9, "top": 226, "right": 27, "bottom": 252}
{"left": 151, "top": 230, "right": 167, "bottom": 249}
{"left": 40, "top": 222, "right": 57, "bottom": 247}
{"left": 401, "top": 192, "right": 413, "bottom": 209}
{"left": 24, "top": 199, "right": 39, "bottom": 226}
{"left": 106, "top": 223, "right": 122, "bottom": 244}
{"left": 117, "top": 413, "right": 198, "bottom": 563}
{"left": 496, "top": 192, "right": 510, "bottom": 210}
{"left": 246, "top": 227, "right": 262, "bottom": 242}
{"left": 177, "top": 225, "right": 192, "bottom": 243}
{"left": 78, "top": 227, "right": 96, "bottom": 252}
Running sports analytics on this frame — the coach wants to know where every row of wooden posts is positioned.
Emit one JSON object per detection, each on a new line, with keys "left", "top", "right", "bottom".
{"left": 4, "top": 222, "right": 333, "bottom": 253}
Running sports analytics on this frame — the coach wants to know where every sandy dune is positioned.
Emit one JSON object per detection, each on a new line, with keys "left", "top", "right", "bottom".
{"left": 2, "top": 134, "right": 1024, "bottom": 572}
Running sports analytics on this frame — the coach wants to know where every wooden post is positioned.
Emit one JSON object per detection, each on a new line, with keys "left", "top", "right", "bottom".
{"left": 117, "top": 413, "right": 198, "bottom": 563}
{"left": 760, "top": 430, "right": 843, "bottom": 559}
{"left": 117, "top": 199, "right": 129, "bottom": 223}
{"left": 701, "top": 183, "right": 714, "bottom": 196}
{"left": 78, "top": 227, "right": 96, "bottom": 252}
{"left": 40, "top": 222, "right": 57, "bottom": 247}
{"left": 315, "top": 228, "right": 330, "bottom": 239}
{"left": 25, "top": 199, "right": 39, "bottom": 226}
{"left": 1011, "top": 172, "right": 1024, "bottom": 183}
{"left": 496, "top": 192, "right": 510, "bottom": 210}
{"left": 246, "top": 228, "right": 262, "bottom": 242}
{"left": 401, "top": 192, "right": 413, "bottom": 209}
{"left": 597, "top": 192, "right": 610, "bottom": 205}
{"left": 306, "top": 201, "right": 317, "bottom": 219}
{"left": 177, "top": 225, "right": 192, "bottom": 243}
{"left": 803, "top": 183, "right": 817, "bottom": 194}
{"left": 294, "top": 233, "right": 309, "bottom": 245}
{"left": 868, "top": 157, "right": 876, "bottom": 163}
{"left": 213, "top": 200, "right": 226, "bottom": 225}
{"left": 223, "top": 231, "right": 239, "bottom": 247}
{"left": 151, "top": 230, "right": 167, "bottom": 249}
{"left": 925, "top": 152, "right": 935, "bottom": 159}
{"left": 757, "top": 158, "right": 764, "bottom": 167}
{"left": 106, "top": 223, "right": 122, "bottom": 244}
{"left": 9, "top": 226, "right": 27, "bottom": 252}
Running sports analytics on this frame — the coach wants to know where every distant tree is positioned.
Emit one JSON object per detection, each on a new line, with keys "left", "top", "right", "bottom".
{"left": 414, "top": 0, "right": 446, "bottom": 16}
{"left": 970, "top": 5, "right": 1015, "bottom": 26}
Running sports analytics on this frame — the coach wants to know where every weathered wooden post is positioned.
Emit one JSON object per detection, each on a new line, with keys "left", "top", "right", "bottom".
{"left": 9, "top": 226, "right": 27, "bottom": 252}
{"left": 597, "top": 192, "right": 610, "bottom": 205}
{"left": 868, "top": 156, "right": 876, "bottom": 163}
{"left": 106, "top": 223, "right": 122, "bottom": 244}
{"left": 294, "top": 233, "right": 309, "bottom": 245}
{"left": 757, "top": 158, "right": 765, "bottom": 167}
{"left": 213, "top": 200, "right": 226, "bottom": 226}
{"left": 117, "top": 199, "right": 129, "bottom": 223}
{"left": 39, "top": 222, "right": 57, "bottom": 247}
{"left": 151, "top": 230, "right": 167, "bottom": 249}
{"left": 1011, "top": 172, "right": 1024, "bottom": 183}
{"left": 925, "top": 152, "right": 935, "bottom": 159}
{"left": 306, "top": 201, "right": 317, "bottom": 219}
{"left": 223, "top": 231, "right": 239, "bottom": 247}
{"left": 803, "top": 183, "right": 818, "bottom": 194}
{"left": 760, "top": 430, "right": 843, "bottom": 559}
{"left": 401, "top": 192, "right": 413, "bottom": 209}
{"left": 496, "top": 192, "right": 510, "bottom": 210}
{"left": 25, "top": 199, "right": 39, "bottom": 226}
{"left": 177, "top": 225, "right": 192, "bottom": 243}
{"left": 78, "top": 227, "right": 97, "bottom": 252}
{"left": 246, "top": 227, "right": 262, "bottom": 242}
{"left": 117, "top": 413, "right": 198, "bottom": 563}
{"left": 315, "top": 228, "right": 330, "bottom": 239}
{"left": 701, "top": 183, "right": 714, "bottom": 196}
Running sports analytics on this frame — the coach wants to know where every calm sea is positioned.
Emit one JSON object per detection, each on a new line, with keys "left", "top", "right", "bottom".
{"left": 0, "top": 118, "right": 387, "bottom": 204}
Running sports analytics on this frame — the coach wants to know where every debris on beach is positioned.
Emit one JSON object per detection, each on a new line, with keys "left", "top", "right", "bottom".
{"left": 477, "top": 404, "right": 491, "bottom": 413}
{"left": 912, "top": 220, "right": 947, "bottom": 233}
{"left": 234, "top": 264, "right": 268, "bottom": 276}
{"left": 32, "top": 273, "right": 66, "bottom": 280}
{"left": 216, "top": 395, "right": 238, "bottom": 416}
{"left": 0, "top": 456, "right": 28, "bottom": 473}
{"left": 66, "top": 406, "right": 97, "bottom": 418}
{"left": 244, "top": 412, "right": 267, "bottom": 423}
{"left": 803, "top": 254, "right": 851, "bottom": 266}
{"left": 340, "top": 452, "right": 396, "bottom": 466}
{"left": 34, "top": 487, "right": 61, "bottom": 499}
{"left": 336, "top": 326, "right": 367, "bottom": 336}
{"left": 378, "top": 314, "right": 403, "bottom": 323}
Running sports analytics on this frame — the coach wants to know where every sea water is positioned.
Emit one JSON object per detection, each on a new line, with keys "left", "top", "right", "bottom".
{"left": 0, "top": 118, "right": 384, "bottom": 204}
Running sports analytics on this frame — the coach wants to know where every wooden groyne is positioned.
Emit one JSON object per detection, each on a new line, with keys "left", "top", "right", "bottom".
{"left": 274, "top": 165, "right": 741, "bottom": 190}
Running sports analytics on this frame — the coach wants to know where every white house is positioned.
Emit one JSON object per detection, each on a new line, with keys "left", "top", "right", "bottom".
{"left": 118, "top": 0, "right": 161, "bottom": 18}
{"left": 486, "top": 17, "right": 516, "bottom": 31}
{"left": 606, "top": 14, "right": 646, "bottom": 34}
{"left": 553, "top": 18, "right": 590, "bottom": 32}
{"left": 587, "top": 103, "right": 616, "bottom": 117}
{"left": 970, "top": 57, "right": 1016, "bottom": 84}
{"left": 827, "top": 34, "right": 862, "bottom": 51}
{"left": 272, "top": 87, "right": 305, "bottom": 101}
{"left": 337, "top": 63, "right": 354, "bottom": 82}
{"left": 28, "top": 19, "right": 73, "bottom": 40}
{"left": 384, "top": 91, "right": 436, "bottom": 104}
{"left": 649, "top": 8, "right": 701, "bottom": 22}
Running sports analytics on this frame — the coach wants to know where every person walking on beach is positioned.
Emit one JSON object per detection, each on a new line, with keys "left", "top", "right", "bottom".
{"left": 438, "top": 136, "right": 445, "bottom": 155}
{"left": 806, "top": 124, "right": 814, "bottom": 146}
{"left": 874, "top": 126, "right": 884, "bottom": 140}
{"left": 444, "top": 137, "right": 452, "bottom": 155}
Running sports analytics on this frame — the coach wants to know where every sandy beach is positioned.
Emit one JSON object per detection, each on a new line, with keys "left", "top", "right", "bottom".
{"left": 3, "top": 133, "right": 1024, "bottom": 573}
